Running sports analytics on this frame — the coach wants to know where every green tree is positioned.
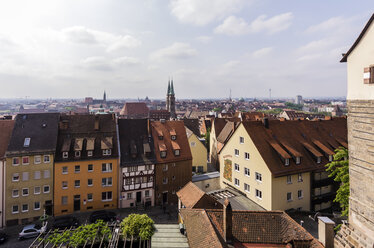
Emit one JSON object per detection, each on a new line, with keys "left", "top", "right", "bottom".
{"left": 121, "top": 214, "right": 155, "bottom": 247}
{"left": 325, "top": 147, "right": 349, "bottom": 216}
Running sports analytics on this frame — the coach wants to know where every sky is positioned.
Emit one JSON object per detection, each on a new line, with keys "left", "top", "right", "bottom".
{"left": 0, "top": 0, "right": 373, "bottom": 99}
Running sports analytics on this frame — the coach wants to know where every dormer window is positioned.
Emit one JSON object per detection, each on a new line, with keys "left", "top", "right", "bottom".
{"left": 24, "top": 138, "right": 30, "bottom": 147}
{"left": 295, "top": 156, "right": 301, "bottom": 165}
{"left": 62, "top": 152, "right": 68, "bottom": 159}
{"left": 317, "top": 156, "right": 322, "bottom": 164}
{"left": 103, "top": 149, "right": 111, "bottom": 156}
{"left": 87, "top": 151, "right": 93, "bottom": 157}
{"left": 285, "top": 158, "right": 290, "bottom": 166}
{"left": 75, "top": 151, "right": 81, "bottom": 158}
{"left": 160, "top": 151, "right": 167, "bottom": 158}
{"left": 174, "top": 149, "right": 180, "bottom": 156}
{"left": 171, "top": 135, "right": 177, "bottom": 140}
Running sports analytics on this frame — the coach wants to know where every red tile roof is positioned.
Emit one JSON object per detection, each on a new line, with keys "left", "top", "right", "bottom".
{"left": 0, "top": 120, "right": 14, "bottom": 159}
{"left": 177, "top": 181, "right": 222, "bottom": 209}
{"left": 120, "top": 102, "right": 149, "bottom": 117}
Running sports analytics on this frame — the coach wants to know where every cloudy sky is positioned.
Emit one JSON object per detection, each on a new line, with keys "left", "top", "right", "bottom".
{"left": 0, "top": 0, "right": 373, "bottom": 99}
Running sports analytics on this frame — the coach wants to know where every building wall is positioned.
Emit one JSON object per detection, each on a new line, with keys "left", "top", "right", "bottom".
{"left": 54, "top": 158, "right": 118, "bottom": 216}
{"left": 0, "top": 160, "right": 4, "bottom": 228}
{"left": 271, "top": 172, "right": 311, "bottom": 211}
{"left": 5, "top": 154, "right": 54, "bottom": 225}
{"left": 155, "top": 159, "right": 192, "bottom": 206}
{"left": 189, "top": 134, "right": 207, "bottom": 173}
{"left": 219, "top": 124, "right": 273, "bottom": 210}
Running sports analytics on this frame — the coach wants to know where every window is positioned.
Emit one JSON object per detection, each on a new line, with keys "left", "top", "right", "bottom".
{"left": 24, "top": 138, "right": 31, "bottom": 147}
{"left": 44, "top": 170, "right": 50, "bottom": 178}
{"left": 88, "top": 179, "right": 93, "bottom": 186}
{"left": 240, "top": 137, "right": 244, "bottom": 144}
{"left": 33, "top": 171, "right": 40, "bottom": 180}
{"left": 145, "top": 190, "right": 150, "bottom": 197}
{"left": 75, "top": 151, "right": 81, "bottom": 157}
{"left": 34, "top": 156, "right": 41, "bottom": 164}
{"left": 12, "top": 205, "right": 19, "bottom": 214}
{"left": 125, "top": 178, "right": 132, "bottom": 185}
{"left": 197, "top": 166, "right": 204, "bottom": 173}
{"left": 62, "top": 196, "right": 68, "bottom": 205}
{"left": 171, "top": 135, "right": 177, "bottom": 140}
{"left": 142, "top": 176, "right": 148, "bottom": 183}
{"left": 191, "top": 142, "right": 196, "bottom": 147}
{"left": 329, "top": 155, "right": 333, "bottom": 162}
{"left": 235, "top": 149, "right": 239, "bottom": 156}
{"left": 135, "top": 177, "right": 141, "bottom": 184}
{"left": 287, "top": 175, "right": 292, "bottom": 184}
{"left": 62, "top": 166, "right": 68, "bottom": 174}
{"left": 174, "top": 149, "right": 180, "bottom": 156}
{"left": 44, "top": 155, "right": 50, "bottom": 163}
{"left": 103, "top": 149, "right": 111, "bottom": 156}
{"left": 298, "top": 173, "right": 303, "bottom": 182}
{"left": 12, "top": 189, "right": 19, "bottom": 197}
{"left": 127, "top": 193, "right": 132, "bottom": 199}
{"left": 296, "top": 156, "right": 301, "bottom": 165}
{"left": 244, "top": 152, "right": 250, "bottom": 160}
{"left": 87, "top": 193, "right": 93, "bottom": 201}
{"left": 163, "top": 178, "right": 168, "bottom": 184}
{"left": 74, "top": 180, "right": 80, "bottom": 188}
{"left": 317, "top": 156, "right": 321, "bottom": 164}
{"left": 102, "top": 191, "right": 112, "bottom": 201}
{"left": 244, "top": 183, "right": 250, "bottom": 192}
{"left": 12, "top": 173, "right": 20, "bottom": 182}
{"left": 12, "top": 157, "right": 20, "bottom": 166}
{"left": 75, "top": 165, "right": 80, "bottom": 173}
{"left": 145, "top": 165, "right": 152, "bottom": 171}
{"left": 287, "top": 192, "right": 292, "bottom": 202}
{"left": 163, "top": 164, "right": 168, "bottom": 171}
{"left": 255, "top": 172, "right": 262, "bottom": 182}
{"left": 160, "top": 151, "right": 167, "bottom": 158}
{"left": 34, "top": 186, "right": 41, "bottom": 195}
{"left": 34, "top": 202, "right": 40, "bottom": 210}
{"left": 22, "top": 188, "right": 29, "bottom": 196}
{"left": 256, "top": 189, "right": 262, "bottom": 199}
{"left": 102, "top": 177, "right": 112, "bottom": 187}
{"left": 62, "top": 181, "right": 68, "bottom": 189}
{"left": 244, "top": 167, "right": 250, "bottom": 177}
{"left": 234, "top": 163, "right": 240, "bottom": 172}
{"left": 172, "top": 176, "right": 175, "bottom": 181}
{"left": 22, "top": 172, "right": 29, "bottom": 181}
{"left": 88, "top": 164, "right": 93, "bottom": 172}
{"left": 62, "top": 152, "right": 68, "bottom": 159}
{"left": 43, "top": 185, "right": 50, "bottom": 193}
{"left": 22, "top": 156, "right": 29, "bottom": 165}
{"left": 102, "top": 163, "right": 112, "bottom": 172}
{"left": 129, "top": 166, "right": 137, "bottom": 172}
{"left": 234, "top": 178, "right": 240, "bottom": 187}
{"left": 285, "top": 158, "right": 290, "bottom": 166}
{"left": 298, "top": 190, "right": 303, "bottom": 199}
{"left": 87, "top": 150, "right": 93, "bottom": 157}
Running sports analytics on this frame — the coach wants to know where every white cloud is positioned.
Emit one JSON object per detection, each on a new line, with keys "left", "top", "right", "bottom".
{"left": 298, "top": 39, "right": 334, "bottom": 53}
{"left": 306, "top": 16, "right": 346, "bottom": 33}
{"left": 62, "top": 26, "right": 141, "bottom": 52}
{"left": 80, "top": 57, "right": 113, "bottom": 71}
{"left": 195, "top": 36, "right": 212, "bottom": 44}
{"left": 150, "top": 42, "right": 197, "bottom": 60}
{"left": 252, "top": 47, "right": 273, "bottom": 58}
{"left": 223, "top": 60, "right": 240, "bottom": 68}
{"left": 113, "top": 56, "right": 141, "bottom": 66}
{"left": 169, "top": 0, "right": 246, "bottom": 26}
{"left": 214, "top": 12, "right": 294, "bottom": 35}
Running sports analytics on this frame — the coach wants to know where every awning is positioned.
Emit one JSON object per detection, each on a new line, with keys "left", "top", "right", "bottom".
{"left": 101, "top": 137, "right": 113, "bottom": 149}
{"left": 74, "top": 138, "right": 83, "bottom": 151}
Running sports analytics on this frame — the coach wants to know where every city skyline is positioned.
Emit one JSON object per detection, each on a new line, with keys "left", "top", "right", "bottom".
{"left": 0, "top": 0, "right": 373, "bottom": 99}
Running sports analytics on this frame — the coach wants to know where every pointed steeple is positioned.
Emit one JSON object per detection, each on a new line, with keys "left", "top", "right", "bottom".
{"left": 167, "top": 79, "right": 171, "bottom": 95}
{"left": 170, "top": 78, "right": 175, "bottom": 95}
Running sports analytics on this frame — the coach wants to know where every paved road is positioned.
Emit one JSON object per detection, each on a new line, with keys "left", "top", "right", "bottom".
{"left": 0, "top": 205, "right": 178, "bottom": 248}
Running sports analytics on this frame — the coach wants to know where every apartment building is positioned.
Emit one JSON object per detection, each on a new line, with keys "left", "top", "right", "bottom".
{"left": 54, "top": 114, "right": 118, "bottom": 216}
{"left": 186, "top": 127, "right": 207, "bottom": 173}
{"left": 5, "top": 113, "right": 59, "bottom": 225}
{"left": 335, "top": 13, "right": 374, "bottom": 247}
{"left": 219, "top": 118, "right": 347, "bottom": 212}
{"left": 117, "top": 119, "right": 156, "bottom": 208}
{"left": 0, "top": 120, "right": 14, "bottom": 228}
{"left": 151, "top": 120, "right": 192, "bottom": 206}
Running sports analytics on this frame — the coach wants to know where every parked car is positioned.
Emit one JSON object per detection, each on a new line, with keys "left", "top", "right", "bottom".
{"left": 0, "top": 232, "right": 8, "bottom": 244}
{"left": 18, "top": 223, "right": 46, "bottom": 240}
{"left": 52, "top": 216, "right": 79, "bottom": 230}
{"left": 89, "top": 210, "right": 117, "bottom": 223}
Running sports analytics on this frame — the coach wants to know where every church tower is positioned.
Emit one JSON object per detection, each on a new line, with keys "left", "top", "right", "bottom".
{"left": 103, "top": 90, "right": 107, "bottom": 103}
{"left": 166, "top": 79, "right": 176, "bottom": 118}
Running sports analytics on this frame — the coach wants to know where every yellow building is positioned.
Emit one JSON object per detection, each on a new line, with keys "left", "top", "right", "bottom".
{"left": 54, "top": 114, "right": 118, "bottom": 216}
{"left": 186, "top": 127, "right": 207, "bottom": 173}
{"left": 5, "top": 113, "right": 59, "bottom": 226}
{"left": 219, "top": 119, "right": 347, "bottom": 212}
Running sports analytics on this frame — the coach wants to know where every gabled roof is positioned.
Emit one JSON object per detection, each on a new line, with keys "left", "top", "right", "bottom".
{"left": 216, "top": 121, "right": 237, "bottom": 144}
{"left": 177, "top": 181, "right": 222, "bottom": 209}
{"left": 0, "top": 120, "right": 14, "bottom": 159}
{"left": 6, "top": 113, "right": 60, "bottom": 156}
{"left": 120, "top": 102, "right": 149, "bottom": 117}
{"left": 183, "top": 118, "right": 200, "bottom": 137}
{"left": 341, "top": 13, "right": 374, "bottom": 62}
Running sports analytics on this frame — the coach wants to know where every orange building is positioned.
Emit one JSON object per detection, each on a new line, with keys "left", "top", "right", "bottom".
{"left": 54, "top": 114, "right": 118, "bottom": 216}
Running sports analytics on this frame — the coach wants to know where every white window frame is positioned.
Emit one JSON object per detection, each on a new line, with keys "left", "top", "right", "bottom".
{"left": 34, "top": 202, "right": 41, "bottom": 210}
{"left": 244, "top": 152, "right": 250, "bottom": 160}
{"left": 34, "top": 186, "right": 41, "bottom": 195}
{"left": 298, "top": 190, "right": 303, "bottom": 199}
{"left": 75, "top": 151, "right": 81, "bottom": 157}
{"left": 285, "top": 158, "right": 290, "bottom": 166}
{"left": 239, "top": 137, "right": 244, "bottom": 144}
{"left": 102, "top": 163, "right": 112, "bottom": 173}
{"left": 75, "top": 165, "right": 80, "bottom": 173}
{"left": 12, "top": 205, "right": 19, "bottom": 214}
{"left": 234, "top": 178, "right": 240, "bottom": 187}
{"left": 295, "top": 156, "right": 301, "bottom": 164}
{"left": 44, "top": 170, "right": 50, "bottom": 179}
{"left": 102, "top": 177, "right": 112, "bottom": 187}
{"left": 160, "top": 151, "right": 167, "bottom": 158}
{"left": 43, "top": 185, "right": 50, "bottom": 193}
{"left": 244, "top": 183, "right": 250, "bottom": 192}
{"left": 317, "top": 156, "right": 321, "bottom": 164}
{"left": 163, "top": 178, "right": 168, "bottom": 184}
{"left": 127, "top": 193, "right": 132, "bottom": 199}
{"left": 103, "top": 149, "right": 111, "bottom": 156}
{"left": 22, "top": 188, "right": 29, "bottom": 196}
{"left": 88, "top": 178, "right": 93, "bottom": 187}
{"left": 12, "top": 157, "right": 20, "bottom": 166}
{"left": 88, "top": 164, "right": 93, "bottom": 172}
{"left": 62, "top": 152, "right": 68, "bottom": 159}
{"left": 34, "top": 155, "right": 41, "bottom": 164}
{"left": 163, "top": 164, "right": 168, "bottom": 171}
{"left": 24, "top": 138, "right": 31, "bottom": 147}
{"left": 87, "top": 150, "right": 93, "bottom": 157}
{"left": 255, "top": 172, "right": 262, "bottom": 182}
{"left": 44, "top": 155, "right": 50, "bottom": 163}
{"left": 62, "top": 181, "right": 68, "bottom": 189}
{"left": 12, "top": 173, "right": 20, "bottom": 182}
{"left": 145, "top": 190, "right": 150, "bottom": 197}
{"left": 62, "top": 166, "right": 68, "bottom": 174}
{"left": 22, "top": 156, "right": 29, "bottom": 165}
{"left": 298, "top": 173, "right": 303, "bottom": 182}
{"left": 174, "top": 149, "right": 180, "bottom": 156}
{"left": 234, "top": 149, "right": 239, "bottom": 157}
{"left": 287, "top": 192, "right": 293, "bottom": 202}
{"left": 234, "top": 163, "right": 240, "bottom": 172}
{"left": 74, "top": 180, "right": 80, "bottom": 188}
{"left": 287, "top": 175, "right": 292, "bottom": 184}
{"left": 244, "top": 167, "right": 250, "bottom": 177}
{"left": 101, "top": 191, "right": 112, "bottom": 202}
{"left": 87, "top": 193, "right": 93, "bottom": 202}
{"left": 256, "top": 189, "right": 262, "bottom": 199}
{"left": 12, "top": 189, "right": 19, "bottom": 198}
{"left": 329, "top": 155, "right": 333, "bottom": 162}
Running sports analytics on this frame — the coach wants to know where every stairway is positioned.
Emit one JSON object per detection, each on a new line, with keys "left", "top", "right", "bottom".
{"left": 151, "top": 224, "right": 189, "bottom": 248}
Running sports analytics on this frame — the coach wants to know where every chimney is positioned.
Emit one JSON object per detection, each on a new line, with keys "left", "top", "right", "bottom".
{"left": 223, "top": 198, "right": 233, "bottom": 244}
{"left": 94, "top": 115, "right": 100, "bottom": 130}
{"left": 317, "top": 216, "right": 335, "bottom": 248}
{"left": 262, "top": 117, "right": 269, "bottom": 128}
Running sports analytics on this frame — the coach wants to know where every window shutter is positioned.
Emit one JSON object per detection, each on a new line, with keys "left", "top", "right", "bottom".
{"left": 364, "top": 67, "right": 371, "bottom": 84}
{"left": 371, "top": 67, "right": 374, "bottom": 84}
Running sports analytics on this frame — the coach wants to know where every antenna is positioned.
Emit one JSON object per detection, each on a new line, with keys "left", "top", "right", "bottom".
{"left": 269, "top": 89, "right": 271, "bottom": 99}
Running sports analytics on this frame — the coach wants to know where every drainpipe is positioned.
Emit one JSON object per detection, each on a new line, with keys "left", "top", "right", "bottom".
{"left": 115, "top": 117, "right": 122, "bottom": 209}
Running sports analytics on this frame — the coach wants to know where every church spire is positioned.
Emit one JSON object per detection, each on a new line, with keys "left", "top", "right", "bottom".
{"left": 170, "top": 78, "right": 175, "bottom": 95}
{"left": 167, "top": 79, "right": 171, "bottom": 95}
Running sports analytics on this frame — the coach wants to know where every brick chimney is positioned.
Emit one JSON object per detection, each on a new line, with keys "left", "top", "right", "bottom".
{"left": 223, "top": 198, "right": 233, "bottom": 244}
